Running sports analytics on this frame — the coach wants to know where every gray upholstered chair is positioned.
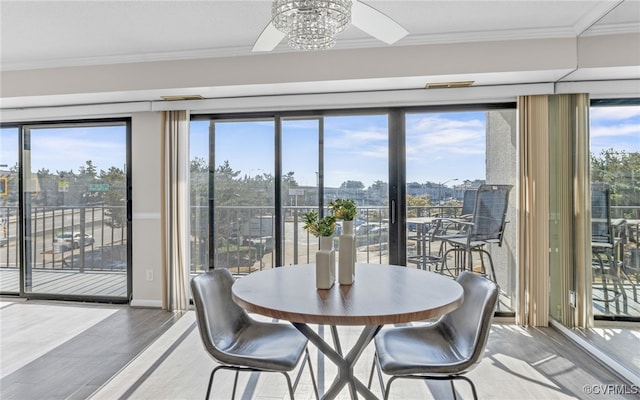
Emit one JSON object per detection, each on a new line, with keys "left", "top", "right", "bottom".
{"left": 370, "top": 271, "right": 498, "bottom": 400}
{"left": 191, "top": 269, "right": 318, "bottom": 400}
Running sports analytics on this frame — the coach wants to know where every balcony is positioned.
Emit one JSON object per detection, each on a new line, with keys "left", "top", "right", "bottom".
{"left": 0, "top": 204, "right": 127, "bottom": 297}
{"left": 1, "top": 204, "right": 638, "bottom": 319}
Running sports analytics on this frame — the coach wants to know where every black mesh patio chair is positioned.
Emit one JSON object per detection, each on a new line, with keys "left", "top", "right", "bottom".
{"left": 591, "top": 183, "right": 633, "bottom": 313}
{"left": 439, "top": 184, "right": 512, "bottom": 281}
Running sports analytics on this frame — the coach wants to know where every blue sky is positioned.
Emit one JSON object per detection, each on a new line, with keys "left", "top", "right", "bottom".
{"left": 1, "top": 105, "right": 638, "bottom": 187}
{"left": 0, "top": 125, "right": 127, "bottom": 174}
{"left": 590, "top": 105, "right": 640, "bottom": 156}
{"left": 192, "top": 111, "right": 492, "bottom": 188}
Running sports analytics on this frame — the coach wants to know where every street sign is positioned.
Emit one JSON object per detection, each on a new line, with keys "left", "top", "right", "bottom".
{"left": 88, "top": 183, "right": 110, "bottom": 192}
{"left": 289, "top": 188, "right": 304, "bottom": 196}
{"left": 58, "top": 181, "right": 69, "bottom": 192}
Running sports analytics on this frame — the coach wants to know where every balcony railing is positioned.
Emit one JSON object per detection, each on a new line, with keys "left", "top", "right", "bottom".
{"left": 1, "top": 204, "right": 638, "bottom": 277}
{"left": 0, "top": 205, "right": 127, "bottom": 272}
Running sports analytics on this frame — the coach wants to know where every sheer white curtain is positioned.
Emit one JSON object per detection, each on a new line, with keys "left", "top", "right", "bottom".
{"left": 161, "top": 110, "right": 190, "bottom": 312}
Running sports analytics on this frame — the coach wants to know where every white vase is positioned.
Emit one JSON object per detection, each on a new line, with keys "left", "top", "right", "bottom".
{"left": 316, "top": 236, "right": 335, "bottom": 289}
{"left": 338, "top": 220, "right": 356, "bottom": 285}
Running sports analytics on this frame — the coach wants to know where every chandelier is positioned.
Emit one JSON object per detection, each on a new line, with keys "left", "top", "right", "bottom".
{"left": 272, "top": 0, "right": 352, "bottom": 51}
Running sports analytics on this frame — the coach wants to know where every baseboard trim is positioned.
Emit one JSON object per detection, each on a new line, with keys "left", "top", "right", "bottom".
{"left": 130, "top": 299, "right": 163, "bottom": 308}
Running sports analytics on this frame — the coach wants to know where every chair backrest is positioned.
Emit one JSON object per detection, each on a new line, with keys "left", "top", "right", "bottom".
{"left": 460, "top": 189, "right": 477, "bottom": 216}
{"left": 441, "top": 271, "right": 498, "bottom": 371}
{"left": 591, "top": 183, "right": 612, "bottom": 244}
{"left": 470, "top": 184, "right": 513, "bottom": 242}
{"left": 191, "top": 269, "right": 251, "bottom": 363}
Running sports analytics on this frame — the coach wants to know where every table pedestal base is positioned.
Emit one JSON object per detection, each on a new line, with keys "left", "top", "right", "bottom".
{"left": 293, "top": 323, "right": 382, "bottom": 400}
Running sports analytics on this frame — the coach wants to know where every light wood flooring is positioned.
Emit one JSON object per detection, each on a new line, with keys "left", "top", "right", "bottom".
{"left": 1, "top": 298, "right": 638, "bottom": 400}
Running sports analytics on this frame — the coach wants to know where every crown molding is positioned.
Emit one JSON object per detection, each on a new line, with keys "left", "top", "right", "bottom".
{"left": 1, "top": 24, "right": 624, "bottom": 72}
{"left": 580, "top": 22, "right": 640, "bottom": 37}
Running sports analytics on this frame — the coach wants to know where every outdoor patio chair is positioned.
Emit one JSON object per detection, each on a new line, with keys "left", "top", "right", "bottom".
{"left": 190, "top": 269, "right": 319, "bottom": 400}
{"left": 591, "top": 183, "right": 633, "bottom": 313}
{"left": 460, "top": 188, "right": 477, "bottom": 218}
{"left": 369, "top": 271, "right": 498, "bottom": 400}
{"left": 431, "top": 188, "right": 478, "bottom": 242}
{"left": 438, "top": 184, "right": 513, "bottom": 281}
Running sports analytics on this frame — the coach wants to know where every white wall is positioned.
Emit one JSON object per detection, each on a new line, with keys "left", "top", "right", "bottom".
{"left": 130, "top": 112, "right": 163, "bottom": 307}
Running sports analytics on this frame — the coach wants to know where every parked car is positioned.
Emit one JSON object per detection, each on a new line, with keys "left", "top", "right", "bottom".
{"left": 54, "top": 232, "right": 95, "bottom": 249}
{"left": 356, "top": 223, "right": 380, "bottom": 234}
{"left": 369, "top": 225, "right": 389, "bottom": 235}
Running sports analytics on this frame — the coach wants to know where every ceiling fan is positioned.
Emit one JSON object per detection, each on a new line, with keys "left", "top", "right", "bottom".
{"left": 252, "top": 0, "right": 409, "bottom": 52}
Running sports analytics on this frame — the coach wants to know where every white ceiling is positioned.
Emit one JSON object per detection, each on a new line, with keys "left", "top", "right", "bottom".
{"left": 1, "top": 0, "right": 639, "bottom": 111}
{"left": 1, "top": 0, "right": 637, "bottom": 71}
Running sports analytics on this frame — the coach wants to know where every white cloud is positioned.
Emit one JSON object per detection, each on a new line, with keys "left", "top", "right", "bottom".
{"left": 591, "top": 123, "right": 640, "bottom": 138}
{"left": 325, "top": 127, "right": 387, "bottom": 150}
{"left": 591, "top": 106, "right": 640, "bottom": 121}
{"left": 406, "top": 115, "right": 485, "bottom": 155}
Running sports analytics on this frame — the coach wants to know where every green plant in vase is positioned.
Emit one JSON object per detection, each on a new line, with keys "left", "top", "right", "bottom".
{"left": 328, "top": 198, "right": 357, "bottom": 221}
{"left": 302, "top": 210, "right": 336, "bottom": 237}
{"left": 303, "top": 210, "right": 336, "bottom": 289}
{"left": 328, "top": 198, "right": 357, "bottom": 285}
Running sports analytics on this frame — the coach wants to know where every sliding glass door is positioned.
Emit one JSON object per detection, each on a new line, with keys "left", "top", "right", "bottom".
{"left": 213, "top": 120, "right": 276, "bottom": 274}
{"left": 190, "top": 107, "right": 517, "bottom": 316}
{"left": 21, "top": 121, "right": 130, "bottom": 299}
{"left": 590, "top": 102, "right": 640, "bottom": 319}
{"left": 0, "top": 127, "right": 19, "bottom": 294}
{"left": 323, "top": 115, "right": 389, "bottom": 264}
{"left": 404, "top": 108, "right": 518, "bottom": 312}
{"left": 191, "top": 113, "right": 390, "bottom": 272}
{"left": 281, "top": 118, "right": 320, "bottom": 266}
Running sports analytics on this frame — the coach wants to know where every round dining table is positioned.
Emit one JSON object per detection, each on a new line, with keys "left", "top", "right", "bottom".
{"left": 232, "top": 263, "right": 464, "bottom": 400}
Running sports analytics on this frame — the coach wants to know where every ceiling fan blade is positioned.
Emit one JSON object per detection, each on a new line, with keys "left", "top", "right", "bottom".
{"left": 351, "top": 0, "right": 408, "bottom": 44}
{"left": 252, "top": 22, "right": 286, "bottom": 52}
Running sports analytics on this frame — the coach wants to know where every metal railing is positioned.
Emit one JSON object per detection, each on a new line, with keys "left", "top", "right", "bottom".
{"left": 191, "top": 205, "right": 470, "bottom": 274}
{"left": 2, "top": 204, "right": 638, "bottom": 275}
{"left": 0, "top": 205, "right": 127, "bottom": 271}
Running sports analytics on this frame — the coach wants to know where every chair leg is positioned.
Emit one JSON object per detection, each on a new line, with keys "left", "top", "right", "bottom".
{"left": 367, "top": 356, "right": 375, "bottom": 389}
{"left": 367, "top": 352, "right": 387, "bottom": 398}
{"left": 450, "top": 380, "right": 458, "bottom": 400}
{"left": 477, "top": 248, "right": 497, "bottom": 283}
{"left": 231, "top": 370, "right": 239, "bottom": 400}
{"left": 383, "top": 376, "right": 400, "bottom": 400}
{"left": 620, "top": 265, "right": 638, "bottom": 302}
{"left": 455, "top": 376, "right": 479, "bottom": 400}
{"left": 287, "top": 347, "right": 319, "bottom": 400}
{"left": 381, "top": 374, "right": 479, "bottom": 400}
{"left": 441, "top": 247, "right": 463, "bottom": 278}
{"left": 367, "top": 354, "right": 382, "bottom": 390}
{"left": 281, "top": 371, "right": 296, "bottom": 400}
{"left": 305, "top": 348, "right": 320, "bottom": 400}
{"left": 593, "top": 251, "right": 624, "bottom": 314}
{"left": 206, "top": 365, "right": 226, "bottom": 400}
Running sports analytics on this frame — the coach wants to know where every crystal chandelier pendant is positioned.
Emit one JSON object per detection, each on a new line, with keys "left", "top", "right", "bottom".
{"left": 272, "top": 0, "right": 352, "bottom": 51}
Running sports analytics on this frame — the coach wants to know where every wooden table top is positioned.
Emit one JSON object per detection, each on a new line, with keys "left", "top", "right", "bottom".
{"left": 232, "top": 264, "right": 464, "bottom": 326}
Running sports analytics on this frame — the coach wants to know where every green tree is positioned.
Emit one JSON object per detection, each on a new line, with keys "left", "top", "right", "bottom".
{"left": 100, "top": 166, "right": 127, "bottom": 227}
{"left": 341, "top": 180, "right": 365, "bottom": 190}
{"left": 591, "top": 148, "right": 640, "bottom": 218}
{"left": 407, "top": 195, "right": 431, "bottom": 217}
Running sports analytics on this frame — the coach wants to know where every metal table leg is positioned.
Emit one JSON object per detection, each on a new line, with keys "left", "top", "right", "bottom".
{"left": 293, "top": 323, "right": 382, "bottom": 400}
